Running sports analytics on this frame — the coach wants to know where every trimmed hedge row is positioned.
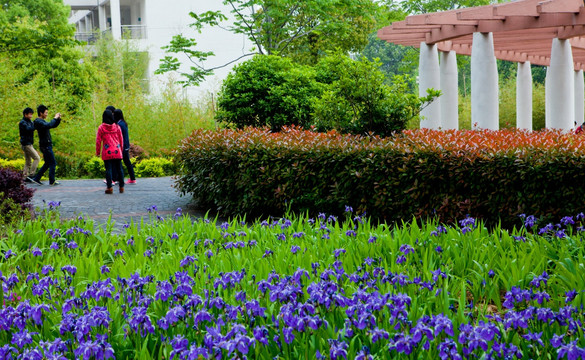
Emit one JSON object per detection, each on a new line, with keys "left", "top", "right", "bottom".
{"left": 1, "top": 156, "right": 176, "bottom": 180}
{"left": 174, "top": 127, "right": 585, "bottom": 227}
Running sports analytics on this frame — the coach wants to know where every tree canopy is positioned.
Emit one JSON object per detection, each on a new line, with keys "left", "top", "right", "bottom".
{"left": 0, "top": 0, "right": 98, "bottom": 106}
{"left": 157, "top": 0, "right": 391, "bottom": 87}
{"left": 0, "top": 0, "right": 76, "bottom": 53}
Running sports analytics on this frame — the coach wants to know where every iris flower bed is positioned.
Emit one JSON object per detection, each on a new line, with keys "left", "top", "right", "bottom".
{"left": 1, "top": 204, "right": 585, "bottom": 359}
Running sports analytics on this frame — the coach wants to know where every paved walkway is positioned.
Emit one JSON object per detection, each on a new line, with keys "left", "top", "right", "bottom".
{"left": 28, "top": 177, "right": 208, "bottom": 230}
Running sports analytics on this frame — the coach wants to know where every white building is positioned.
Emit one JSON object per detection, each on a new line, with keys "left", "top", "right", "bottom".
{"left": 64, "top": 0, "right": 252, "bottom": 101}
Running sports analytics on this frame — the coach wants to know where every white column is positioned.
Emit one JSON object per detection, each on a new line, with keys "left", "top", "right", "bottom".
{"left": 419, "top": 42, "right": 441, "bottom": 129}
{"left": 516, "top": 62, "right": 532, "bottom": 130}
{"left": 110, "top": 0, "right": 122, "bottom": 40}
{"left": 545, "top": 67, "right": 551, "bottom": 126}
{"left": 575, "top": 70, "right": 584, "bottom": 128}
{"left": 440, "top": 50, "right": 458, "bottom": 130}
{"left": 85, "top": 15, "right": 92, "bottom": 32}
{"left": 547, "top": 38, "right": 574, "bottom": 130}
{"left": 98, "top": 5, "right": 107, "bottom": 32}
{"left": 471, "top": 32, "right": 499, "bottom": 130}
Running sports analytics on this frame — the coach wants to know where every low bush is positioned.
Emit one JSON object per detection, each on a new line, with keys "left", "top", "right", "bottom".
{"left": 84, "top": 156, "right": 105, "bottom": 178}
{"left": 175, "top": 127, "right": 585, "bottom": 227}
{"left": 0, "top": 158, "right": 24, "bottom": 172}
{"left": 0, "top": 166, "right": 34, "bottom": 228}
{"left": 134, "top": 157, "right": 175, "bottom": 177}
{"left": 1, "top": 154, "right": 176, "bottom": 180}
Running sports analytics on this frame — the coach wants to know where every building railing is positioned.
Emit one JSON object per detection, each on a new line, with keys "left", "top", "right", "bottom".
{"left": 74, "top": 32, "right": 98, "bottom": 44}
{"left": 121, "top": 25, "right": 147, "bottom": 40}
{"left": 74, "top": 25, "right": 147, "bottom": 43}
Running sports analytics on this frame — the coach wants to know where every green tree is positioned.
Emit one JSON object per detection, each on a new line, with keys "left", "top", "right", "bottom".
{"left": 156, "top": 0, "right": 388, "bottom": 86}
{"left": 0, "top": 0, "right": 76, "bottom": 53}
{"left": 397, "top": 0, "right": 493, "bottom": 15}
{"left": 216, "top": 55, "right": 322, "bottom": 131}
{"left": 313, "top": 55, "right": 439, "bottom": 136}
{"left": 0, "top": 0, "right": 97, "bottom": 107}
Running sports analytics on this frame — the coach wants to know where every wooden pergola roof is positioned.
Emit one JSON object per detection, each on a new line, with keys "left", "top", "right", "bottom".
{"left": 377, "top": 0, "right": 585, "bottom": 70}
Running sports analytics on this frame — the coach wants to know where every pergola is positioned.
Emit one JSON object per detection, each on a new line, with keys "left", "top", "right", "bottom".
{"left": 377, "top": 0, "right": 585, "bottom": 130}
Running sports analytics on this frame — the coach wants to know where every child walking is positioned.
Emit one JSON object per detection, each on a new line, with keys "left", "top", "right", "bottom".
{"left": 96, "top": 110, "right": 125, "bottom": 194}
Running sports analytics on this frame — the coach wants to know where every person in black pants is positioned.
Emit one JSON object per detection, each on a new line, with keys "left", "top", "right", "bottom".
{"left": 113, "top": 109, "right": 136, "bottom": 184}
{"left": 31, "top": 105, "right": 61, "bottom": 186}
{"left": 19, "top": 107, "right": 40, "bottom": 182}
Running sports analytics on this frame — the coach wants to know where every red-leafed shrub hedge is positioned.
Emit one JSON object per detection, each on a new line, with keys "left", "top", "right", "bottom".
{"left": 0, "top": 166, "right": 35, "bottom": 228}
{"left": 174, "top": 127, "right": 585, "bottom": 227}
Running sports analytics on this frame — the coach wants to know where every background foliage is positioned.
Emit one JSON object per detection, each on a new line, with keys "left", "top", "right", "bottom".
{"left": 217, "top": 54, "right": 438, "bottom": 135}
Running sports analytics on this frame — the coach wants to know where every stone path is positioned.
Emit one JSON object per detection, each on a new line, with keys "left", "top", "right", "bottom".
{"left": 28, "top": 177, "right": 208, "bottom": 230}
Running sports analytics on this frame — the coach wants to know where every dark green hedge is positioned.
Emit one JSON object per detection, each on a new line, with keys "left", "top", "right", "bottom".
{"left": 174, "top": 128, "right": 585, "bottom": 227}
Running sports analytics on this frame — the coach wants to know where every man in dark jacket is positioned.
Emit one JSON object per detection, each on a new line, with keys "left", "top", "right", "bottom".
{"left": 30, "top": 105, "right": 61, "bottom": 186}
{"left": 113, "top": 109, "right": 136, "bottom": 183}
{"left": 19, "top": 107, "right": 40, "bottom": 182}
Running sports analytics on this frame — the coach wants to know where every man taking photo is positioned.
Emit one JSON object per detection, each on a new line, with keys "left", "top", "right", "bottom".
{"left": 30, "top": 105, "right": 62, "bottom": 186}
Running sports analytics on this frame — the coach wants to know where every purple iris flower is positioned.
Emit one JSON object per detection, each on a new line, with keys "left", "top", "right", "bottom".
{"left": 557, "top": 340, "right": 585, "bottom": 360}
{"left": 283, "top": 327, "right": 295, "bottom": 344}
{"left": 551, "top": 334, "right": 565, "bottom": 348}
{"left": 334, "top": 249, "right": 346, "bottom": 258}
{"left": 291, "top": 246, "right": 300, "bottom": 254}
{"left": 253, "top": 326, "right": 269, "bottom": 346}
{"left": 11, "top": 329, "right": 36, "bottom": 348}
{"left": 41, "top": 265, "right": 54, "bottom": 275}
{"left": 180, "top": 256, "right": 196, "bottom": 267}
{"left": 522, "top": 332, "right": 544, "bottom": 347}
{"left": 66, "top": 241, "right": 78, "bottom": 249}
{"left": 519, "top": 214, "right": 536, "bottom": 229}
{"left": 61, "top": 265, "right": 77, "bottom": 275}
{"left": 329, "top": 339, "right": 348, "bottom": 359}
{"left": 399, "top": 244, "right": 414, "bottom": 255}
{"left": 4, "top": 249, "right": 15, "bottom": 260}
{"left": 565, "top": 289, "right": 578, "bottom": 303}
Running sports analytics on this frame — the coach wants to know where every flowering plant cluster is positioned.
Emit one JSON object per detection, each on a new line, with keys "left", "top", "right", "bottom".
{"left": 1, "top": 205, "right": 585, "bottom": 359}
{"left": 174, "top": 127, "right": 585, "bottom": 227}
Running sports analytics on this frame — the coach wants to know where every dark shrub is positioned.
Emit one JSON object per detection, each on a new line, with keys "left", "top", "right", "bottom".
{"left": 0, "top": 167, "right": 35, "bottom": 227}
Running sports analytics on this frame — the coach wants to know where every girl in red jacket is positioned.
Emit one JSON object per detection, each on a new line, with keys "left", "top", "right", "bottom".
{"left": 96, "top": 110, "right": 125, "bottom": 194}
